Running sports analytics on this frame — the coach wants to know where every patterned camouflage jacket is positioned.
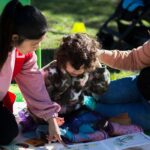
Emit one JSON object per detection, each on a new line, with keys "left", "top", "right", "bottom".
{"left": 42, "top": 60, "right": 110, "bottom": 116}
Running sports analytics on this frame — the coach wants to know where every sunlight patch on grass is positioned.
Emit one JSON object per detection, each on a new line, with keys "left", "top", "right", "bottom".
{"left": 9, "top": 84, "right": 24, "bottom": 102}
{"left": 110, "top": 71, "right": 138, "bottom": 80}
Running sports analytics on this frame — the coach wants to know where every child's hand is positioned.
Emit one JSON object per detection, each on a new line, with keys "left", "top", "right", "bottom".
{"left": 56, "top": 117, "right": 65, "bottom": 126}
{"left": 47, "top": 117, "right": 66, "bottom": 147}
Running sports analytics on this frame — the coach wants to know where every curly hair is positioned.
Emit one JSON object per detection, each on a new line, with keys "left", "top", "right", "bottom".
{"left": 56, "top": 33, "right": 102, "bottom": 71}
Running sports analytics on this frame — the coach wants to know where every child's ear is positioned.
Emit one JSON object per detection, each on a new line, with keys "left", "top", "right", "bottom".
{"left": 11, "top": 34, "right": 19, "bottom": 46}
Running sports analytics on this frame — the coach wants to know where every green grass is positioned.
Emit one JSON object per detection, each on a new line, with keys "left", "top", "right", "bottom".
{"left": 31, "top": 0, "right": 117, "bottom": 49}
{"left": 110, "top": 71, "right": 137, "bottom": 80}
{"left": 9, "top": 84, "right": 24, "bottom": 102}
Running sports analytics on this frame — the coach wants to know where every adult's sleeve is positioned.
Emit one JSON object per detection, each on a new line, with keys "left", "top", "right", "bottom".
{"left": 98, "top": 40, "right": 150, "bottom": 71}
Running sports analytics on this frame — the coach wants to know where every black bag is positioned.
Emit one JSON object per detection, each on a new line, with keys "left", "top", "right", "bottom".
{"left": 137, "top": 67, "right": 150, "bottom": 100}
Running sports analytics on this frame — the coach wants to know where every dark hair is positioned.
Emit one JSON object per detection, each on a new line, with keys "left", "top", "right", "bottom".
{"left": 56, "top": 33, "right": 101, "bottom": 71}
{"left": 0, "top": 0, "right": 48, "bottom": 70}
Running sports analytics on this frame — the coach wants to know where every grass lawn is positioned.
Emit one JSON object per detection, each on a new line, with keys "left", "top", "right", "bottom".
{"left": 31, "top": 0, "right": 117, "bottom": 49}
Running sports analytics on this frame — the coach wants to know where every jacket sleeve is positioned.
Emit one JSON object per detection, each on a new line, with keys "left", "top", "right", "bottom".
{"left": 15, "top": 52, "right": 61, "bottom": 121}
{"left": 40, "top": 61, "right": 56, "bottom": 97}
{"left": 88, "top": 65, "right": 110, "bottom": 95}
{"left": 98, "top": 40, "right": 150, "bottom": 71}
{"left": 41, "top": 61, "right": 72, "bottom": 103}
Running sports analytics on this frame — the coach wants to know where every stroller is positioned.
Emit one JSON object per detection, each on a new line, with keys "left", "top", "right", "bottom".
{"left": 97, "top": 0, "right": 150, "bottom": 49}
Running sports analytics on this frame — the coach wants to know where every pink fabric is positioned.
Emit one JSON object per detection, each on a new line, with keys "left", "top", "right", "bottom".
{"left": 0, "top": 48, "right": 60, "bottom": 121}
{"left": 111, "top": 122, "right": 143, "bottom": 135}
{"left": 73, "top": 130, "right": 108, "bottom": 143}
{"left": 99, "top": 40, "right": 150, "bottom": 71}
{"left": 0, "top": 49, "right": 15, "bottom": 100}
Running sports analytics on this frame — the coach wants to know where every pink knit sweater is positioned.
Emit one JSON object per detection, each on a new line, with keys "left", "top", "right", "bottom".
{"left": 99, "top": 40, "right": 150, "bottom": 71}
{"left": 0, "top": 48, "right": 60, "bottom": 121}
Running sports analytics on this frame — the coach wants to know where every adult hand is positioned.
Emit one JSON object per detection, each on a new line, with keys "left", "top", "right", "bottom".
{"left": 47, "top": 117, "right": 67, "bottom": 147}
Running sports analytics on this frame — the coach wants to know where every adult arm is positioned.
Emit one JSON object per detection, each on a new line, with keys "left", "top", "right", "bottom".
{"left": 98, "top": 40, "right": 150, "bottom": 71}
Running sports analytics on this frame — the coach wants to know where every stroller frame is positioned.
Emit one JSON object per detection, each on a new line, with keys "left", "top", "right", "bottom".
{"left": 97, "top": 0, "right": 150, "bottom": 49}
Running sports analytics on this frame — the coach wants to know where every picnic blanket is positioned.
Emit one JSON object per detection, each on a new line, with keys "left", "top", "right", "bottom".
{"left": 0, "top": 102, "right": 137, "bottom": 150}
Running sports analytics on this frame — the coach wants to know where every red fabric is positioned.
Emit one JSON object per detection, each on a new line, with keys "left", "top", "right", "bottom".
{"left": 3, "top": 92, "right": 16, "bottom": 112}
{"left": 3, "top": 49, "right": 33, "bottom": 112}
{"left": 13, "top": 49, "right": 33, "bottom": 78}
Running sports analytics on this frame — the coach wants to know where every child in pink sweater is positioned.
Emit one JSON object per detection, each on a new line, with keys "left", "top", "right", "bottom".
{"left": 0, "top": 0, "right": 63, "bottom": 145}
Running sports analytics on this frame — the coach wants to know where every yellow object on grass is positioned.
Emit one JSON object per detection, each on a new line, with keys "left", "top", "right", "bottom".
{"left": 71, "top": 22, "right": 86, "bottom": 33}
